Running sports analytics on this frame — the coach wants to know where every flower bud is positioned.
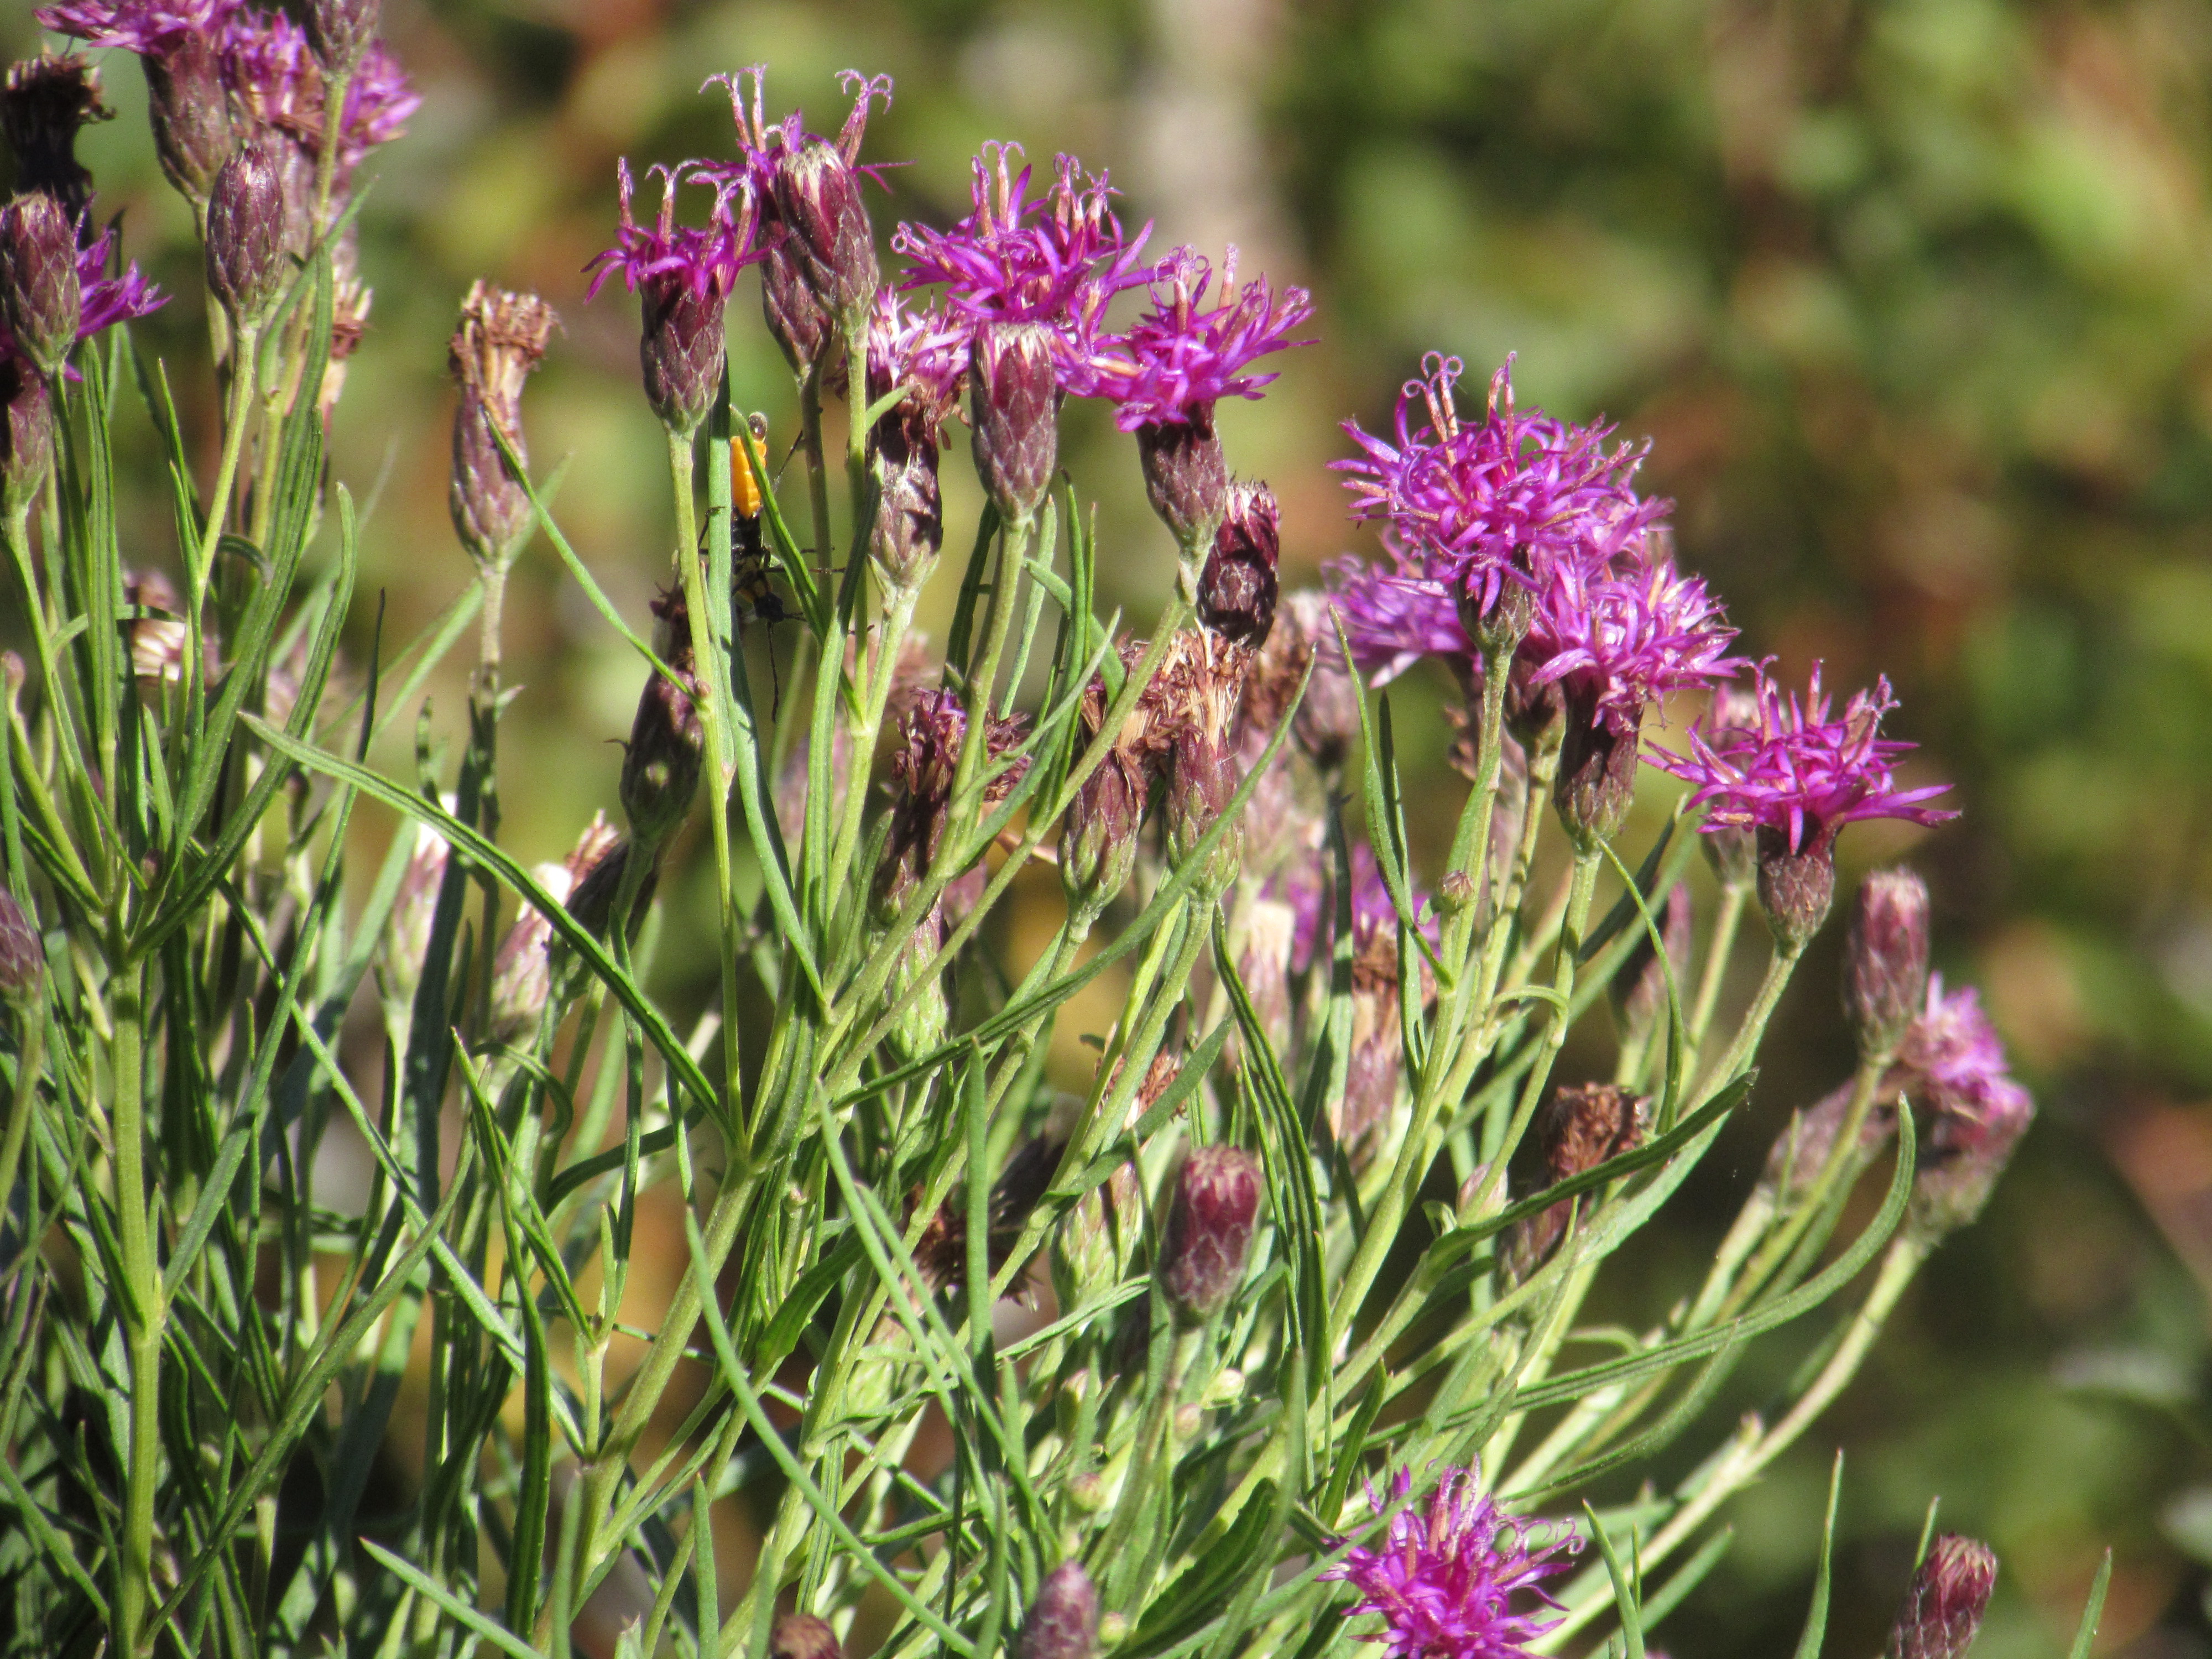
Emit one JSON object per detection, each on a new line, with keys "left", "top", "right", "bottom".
{"left": 1755, "top": 827, "right": 1836, "bottom": 953}
{"left": 0, "top": 193, "right": 79, "bottom": 377}
{"left": 762, "top": 239, "right": 835, "bottom": 380}
{"left": 306, "top": 0, "right": 381, "bottom": 72}
{"left": 620, "top": 663, "right": 705, "bottom": 857}
{"left": 1197, "top": 481, "right": 1279, "bottom": 648}
{"left": 1, "top": 54, "right": 111, "bottom": 227}
{"left": 1020, "top": 1562, "right": 1099, "bottom": 1659}
{"left": 1159, "top": 1144, "right": 1262, "bottom": 1322}
{"left": 1, "top": 358, "right": 53, "bottom": 515}
{"left": 1553, "top": 702, "right": 1641, "bottom": 852}
{"left": 1061, "top": 750, "right": 1144, "bottom": 924}
{"left": 1165, "top": 728, "right": 1243, "bottom": 896}
{"left": 970, "top": 320, "right": 1058, "bottom": 525}
{"left": 870, "top": 426, "right": 943, "bottom": 592}
{"left": 1137, "top": 411, "right": 1228, "bottom": 564}
{"left": 1845, "top": 867, "right": 1931, "bottom": 1057}
{"left": 774, "top": 135, "right": 879, "bottom": 323}
{"left": 770, "top": 1613, "right": 842, "bottom": 1659}
{"left": 0, "top": 890, "right": 43, "bottom": 999}
{"left": 205, "top": 143, "right": 286, "bottom": 327}
{"left": 383, "top": 825, "right": 450, "bottom": 999}
{"left": 1885, "top": 1535, "right": 1997, "bottom": 1659}
{"left": 1611, "top": 881, "right": 1693, "bottom": 1040}
{"left": 142, "top": 31, "right": 233, "bottom": 205}
{"left": 448, "top": 281, "right": 559, "bottom": 569}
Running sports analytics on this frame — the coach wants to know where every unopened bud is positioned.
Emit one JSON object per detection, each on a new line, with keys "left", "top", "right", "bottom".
{"left": 383, "top": 825, "right": 450, "bottom": 997}
{"left": 565, "top": 837, "right": 654, "bottom": 946}
{"left": 1845, "top": 867, "right": 1931, "bottom": 1057}
{"left": 1885, "top": 1535, "right": 1997, "bottom": 1659}
{"left": 1, "top": 359, "right": 53, "bottom": 513}
{"left": 1165, "top": 729, "right": 1242, "bottom": 895}
{"left": 1755, "top": 827, "right": 1837, "bottom": 953}
{"left": 1197, "top": 481, "right": 1279, "bottom": 647}
{"left": 1020, "top": 1562, "right": 1099, "bottom": 1659}
{"left": 0, "top": 890, "right": 43, "bottom": 999}
{"left": 770, "top": 1613, "right": 843, "bottom": 1659}
{"left": 970, "top": 320, "right": 1058, "bottom": 524}
{"left": 205, "top": 143, "right": 286, "bottom": 327}
{"left": 641, "top": 279, "right": 728, "bottom": 437}
{"left": 762, "top": 239, "right": 835, "bottom": 379}
{"left": 448, "top": 281, "right": 559, "bottom": 568}
{"left": 1159, "top": 1144, "right": 1262, "bottom": 1322}
{"left": 0, "top": 193, "right": 79, "bottom": 377}
{"left": 1061, "top": 751, "right": 1144, "bottom": 922}
{"left": 306, "top": 0, "right": 381, "bottom": 71}
{"left": 1554, "top": 700, "right": 1641, "bottom": 852}
{"left": 775, "top": 135, "right": 879, "bottom": 322}
{"left": 1, "top": 54, "right": 111, "bottom": 226}
{"left": 870, "top": 429, "right": 943, "bottom": 591}
{"left": 1137, "top": 411, "right": 1228, "bottom": 565}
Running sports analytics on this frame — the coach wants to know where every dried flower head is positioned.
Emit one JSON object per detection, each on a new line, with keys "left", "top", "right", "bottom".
{"left": 1, "top": 54, "right": 112, "bottom": 223}
{"left": 867, "top": 290, "right": 965, "bottom": 585}
{"left": 1323, "top": 1465, "right": 1580, "bottom": 1659}
{"left": 875, "top": 688, "right": 1030, "bottom": 920}
{"left": 1886, "top": 1536, "right": 1998, "bottom": 1659}
{"left": 770, "top": 1613, "right": 843, "bottom": 1659}
{"left": 448, "top": 281, "right": 559, "bottom": 568}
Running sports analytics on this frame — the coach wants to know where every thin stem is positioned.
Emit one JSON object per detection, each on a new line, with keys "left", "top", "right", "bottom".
{"left": 109, "top": 956, "right": 163, "bottom": 1658}
{"left": 191, "top": 321, "right": 259, "bottom": 611}
{"left": 1683, "top": 878, "right": 1749, "bottom": 1072}
{"left": 1696, "top": 936, "right": 1803, "bottom": 1104}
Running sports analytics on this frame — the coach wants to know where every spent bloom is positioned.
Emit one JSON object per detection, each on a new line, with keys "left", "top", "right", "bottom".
{"left": 1, "top": 54, "right": 113, "bottom": 225}
{"left": 1335, "top": 354, "right": 1666, "bottom": 631}
{"left": 1323, "top": 1466, "right": 1580, "bottom": 1659}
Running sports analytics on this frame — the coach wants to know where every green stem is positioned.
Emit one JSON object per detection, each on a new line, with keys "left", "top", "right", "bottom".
{"left": 191, "top": 321, "right": 259, "bottom": 612}
{"left": 0, "top": 999, "right": 44, "bottom": 1265}
{"left": 110, "top": 957, "right": 164, "bottom": 1658}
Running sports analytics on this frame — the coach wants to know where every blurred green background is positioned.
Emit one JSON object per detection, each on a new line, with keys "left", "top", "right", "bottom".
{"left": 17, "top": 0, "right": 2212, "bottom": 1651}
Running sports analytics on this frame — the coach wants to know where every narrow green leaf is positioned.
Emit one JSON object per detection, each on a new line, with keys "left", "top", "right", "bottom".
{"left": 2070, "top": 1550, "right": 2112, "bottom": 1659}
{"left": 1792, "top": 1453, "right": 1845, "bottom": 1659}
{"left": 1582, "top": 1502, "right": 1645, "bottom": 1659}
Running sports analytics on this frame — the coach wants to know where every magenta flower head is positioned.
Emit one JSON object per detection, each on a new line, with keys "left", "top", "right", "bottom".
{"left": 587, "top": 160, "right": 766, "bottom": 434}
{"left": 1335, "top": 355, "right": 1666, "bottom": 649}
{"left": 37, "top": 0, "right": 240, "bottom": 199}
{"left": 1324, "top": 557, "right": 1470, "bottom": 687}
{"left": 896, "top": 146, "right": 1153, "bottom": 523}
{"left": 1077, "top": 246, "right": 1313, "bottom": 554}
{"left": 1897, "top": 977, "right": 2033, "bottom": 1239}
{"left": 865, "top": 290, "right": 967, "bottom": 588}
{"left": 1651, "top": 662, "right": 1957, "bottom": 948}
{"left": 1526, "top": 548, "right": 1742, "bottom": 848}
{"left": 1322, "top": 1465, "right": 1580, "bottom": 1659}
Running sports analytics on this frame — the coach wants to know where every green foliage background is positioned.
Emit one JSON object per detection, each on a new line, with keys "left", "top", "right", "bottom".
{"left": 14, "top": 0, "right": 2212, "bottom": 1652}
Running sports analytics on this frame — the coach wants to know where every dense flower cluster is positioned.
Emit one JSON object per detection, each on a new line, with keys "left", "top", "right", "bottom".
{"left": 1323, "top": 1467, "right": 1580, "bottom": 1659}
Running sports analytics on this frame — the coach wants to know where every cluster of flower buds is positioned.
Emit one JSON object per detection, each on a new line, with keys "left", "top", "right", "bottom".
{"left": 448, "top": 281, "right": 559, "bottom": 570}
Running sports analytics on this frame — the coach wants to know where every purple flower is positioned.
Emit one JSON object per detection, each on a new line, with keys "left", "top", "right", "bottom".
{"left": 1272, "top": 841, "right": 1435, "bottom": 977}
{"left": 1895, "top": 977, "right": 2034, "bottom": 1237}
{"left": 0, "top": 225, "right": 164, "bottom": 373}
{"left": 867, "top": 289, "right": 967, "bottom": 445}
{"left": 587, "top": 160, "right": 768, "bottom": 431}
{"left": 1322, "top": 557, "right": 1468, "bottom": 686}
{"left": 1322, "top": 1466, "right": 1580, "bottom": 1659}
{"left": 221, "top": 8, "right": 416, "bottom": 172}
{"left": 1334, "top": 354, "right": 1667, "bottom": 627}
{"left": 893, "top": 144, "right": 1151, "bottom": 345}
{"left": 1524, "top": 549, "right": 1742, "bottom": 733}
{"left": 1650, "top": 662, "right": 1958, "bottom": 858}
{"left": 35, "top": 0, "right": 237, "bottom": 55}
{"left": 1897, "top": 977, "right": 2018, "bottom": 1122}
{"left": 1073, "top": 246, "right": 1313, "bottom": 430}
